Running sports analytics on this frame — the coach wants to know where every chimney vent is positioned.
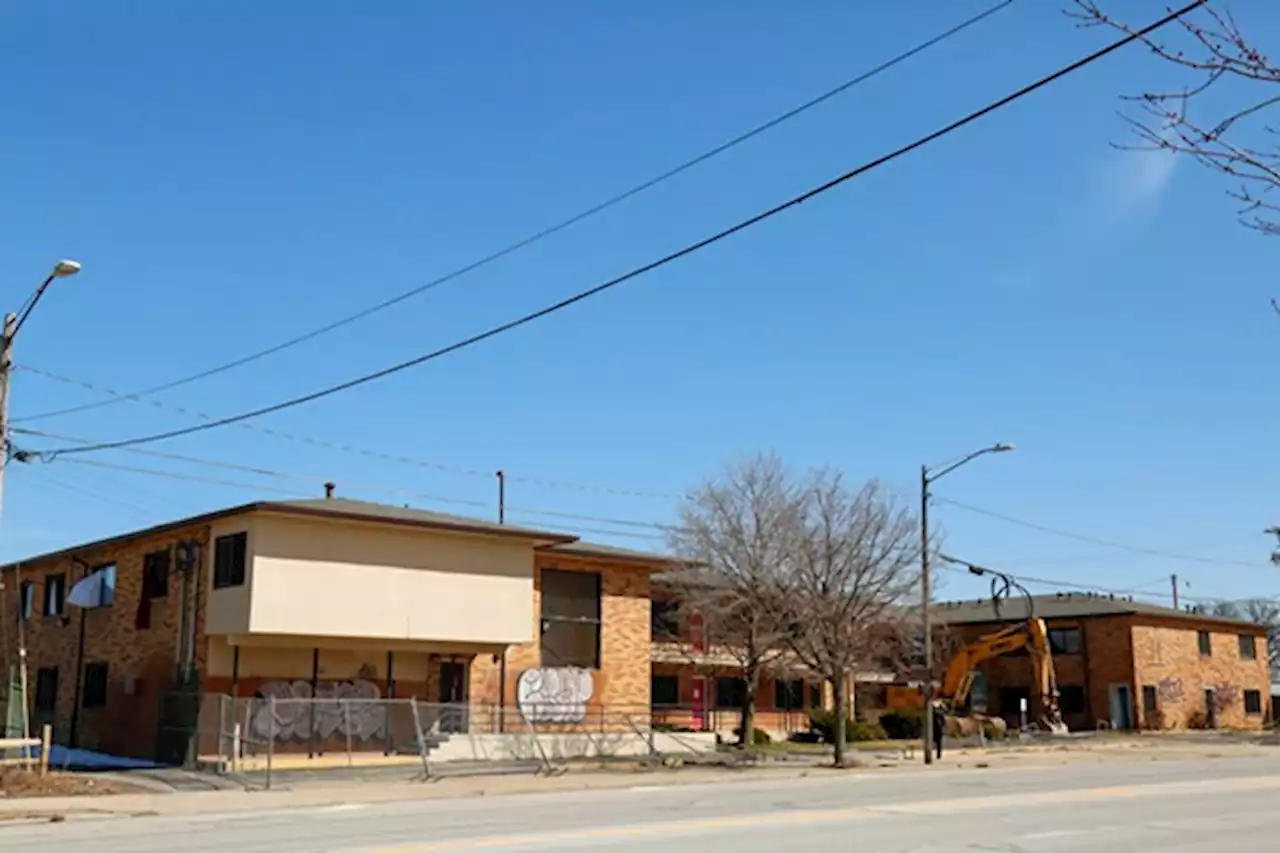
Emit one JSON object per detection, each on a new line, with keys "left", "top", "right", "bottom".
{"left": 324, "top": 482, "right": 336, "bottom": 499}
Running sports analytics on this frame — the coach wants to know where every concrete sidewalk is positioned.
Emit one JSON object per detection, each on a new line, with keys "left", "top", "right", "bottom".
{"left": 0, "top": 737, "right": 1273, "bottom": 823}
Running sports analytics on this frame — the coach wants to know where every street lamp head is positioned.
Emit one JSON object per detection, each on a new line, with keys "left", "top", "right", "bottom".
{"left": 992, "top": 443, "right": 1016, "bottom": 453}
{"left": 52, "top": 259, "right": 82, "bottom": 278}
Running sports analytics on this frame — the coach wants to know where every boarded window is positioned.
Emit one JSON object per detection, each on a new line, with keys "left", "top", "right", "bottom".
{"left": 1198, "top": 631, "right": 1212, "bottom": 656}
{"left": 1142, "top": 685, "right": 1158, "bottom": 715}
{"left": 1244, "top": 690, "right": 1263, "bottom": 715}
{"left": 143, "top": 550, "right": 171, "bottom": 598}
{"left": 1239, "top": 634, "right": 1258, "bottom": 660}
{"left": 1059, "top": 685, "right": 1086, "bottom": 714}
{"left": 539, "top": 569, "right": 601, "bottom": 669}
{"left": 82, "top": 662, "right": 109, "bottom": 709}
{"left": 651, "top": 675, "right": 679, "bottom": 706}
{"left": 213, "top": 533, "right": 248, "bottom": 589}
{"left": 715, "top": 677, "right": 747, "bottom": 709}
{"left": 34, "top": 667, "right": 58, "bottom": 712}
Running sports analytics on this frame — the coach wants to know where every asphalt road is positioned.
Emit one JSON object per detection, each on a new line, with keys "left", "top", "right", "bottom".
{"left": 4, "top": 756, "right": 1280, "bottom": 852}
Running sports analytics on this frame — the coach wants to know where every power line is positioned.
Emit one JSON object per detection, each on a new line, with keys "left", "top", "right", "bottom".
{"left": 33, "top": 2, "right": 1204, "bottom": 459}
{"left": 14, "top": 2, "right": 1015, "bottom": 426}
{"left": 935, "top": 495, "right": 1262, "bottom": 569}
{"left": 14, "top": 369, "right": 676, "bottom": 499}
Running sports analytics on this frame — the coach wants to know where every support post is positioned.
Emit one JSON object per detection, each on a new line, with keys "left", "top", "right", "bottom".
{"left": 308, "top": 648, "right": 319, "bottom": 758}
{"left": 920, "top": 464, "right": 934, "bottom": 766}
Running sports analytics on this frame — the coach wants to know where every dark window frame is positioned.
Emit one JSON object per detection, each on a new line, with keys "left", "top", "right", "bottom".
{"left": 538, "top": 568, "right": 602, "bottom": 669}
{"left": 18, "top": 580, "right": 33, "bottom": 620}
{"left": 1198, "top": 630, "right": 1212, "bottom": 657}
{"left": 714, "top": 676, "right": 747, "bottom": 710}
{"left": 1238, "top": 634, "right": 1258, "bottom": 660}
{"left": 43, "top": 573, "right": 66, "bottom": 617}
{"left": 774, "top": 679, "right": 806, "bottom": 711}
{"left": 34, "top": 667, "right": 58, "bottom": 712}
{"left": 651, "top": 674, "right": 680, "bottom": 707}
{"left": 1142, "top": 684, "right": 1159, "bottom": 715}
{"left": 82, "top": 662, "right": 109, "bottom": 709}
{"left": 1047, "top": 627, "right": 1083, "bottom": 656}
{"left": 1244, "top": 689, "right": 1263, "bottom": 715}
{"left": 213, "top": 532, "right": 248, "bottom": 590}
{"left": 143, "top": 549, "right": 171, "bottom": 599}
{"left": 651, "top": 599, "right": 680, "bottom": 641}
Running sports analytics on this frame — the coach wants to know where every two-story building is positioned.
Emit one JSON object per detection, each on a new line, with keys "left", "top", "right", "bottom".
{"left": 933, "top": 592, "right": 1272, "bottom": 731}
{"left": 0, "top": 497, "right": 680, "bottom": 763}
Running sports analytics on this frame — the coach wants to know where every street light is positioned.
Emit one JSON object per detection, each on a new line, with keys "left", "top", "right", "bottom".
{"left": 920, "top": 442, "right": 1014, "bottom": 765}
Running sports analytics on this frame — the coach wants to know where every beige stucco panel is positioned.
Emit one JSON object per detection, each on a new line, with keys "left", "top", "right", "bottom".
{"left": 204, "top": 515, "right": 256, "bottom": 635}
{"left": 227, "top": 513, "right": 535, "bottom": 644}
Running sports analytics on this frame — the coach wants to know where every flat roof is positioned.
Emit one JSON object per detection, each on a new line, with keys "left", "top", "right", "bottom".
{"left": 934, "top": 591, "right": 1266, "bottom": 631}
{"left": 0, "top": 497, "right": 577, "bottom": 571}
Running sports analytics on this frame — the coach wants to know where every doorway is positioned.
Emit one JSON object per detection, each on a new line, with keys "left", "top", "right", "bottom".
{"left": 1203, "top": 688, "right": 1218, "bottom": 729}
{"left": 1108, "top": 684, "right": 1133, "bottom": 730}
{"left": 690, "top": 676, "right": 707, "bottom": 732}
{"left": 439, "top": 660, "right": 468, "bottom": 734}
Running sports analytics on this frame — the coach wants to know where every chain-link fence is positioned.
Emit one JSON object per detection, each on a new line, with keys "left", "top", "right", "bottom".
{"left": 204, "top": 697, "right": 732, "bottom": 787}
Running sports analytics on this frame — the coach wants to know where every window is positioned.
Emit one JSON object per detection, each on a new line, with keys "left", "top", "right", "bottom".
{"left": 43, "top": 573, "right": 66, "bottom": 617}
{"left": 651, "top": 600, "right": 680, "bottom": 641}
{"left": 1142, "top": 685, "right": 1159, "bottom": 715}
{"left": 1244, "top": 689, "right": 1263, "bottom": 716}
{"left": 213, "top": 532, "right": 248, "bottom": 589}
{"left": 82, "top": 662, "right": 109, "bottom": 709}
{"left": 714, "top": 677, "right": 747, "bottom": 709}
{"left": 1047, "top": 627, "right": 1082, "bottom": 656}
{"left": 539, "top": 569, "right": 601, "bottom": 669}
{"left": 651, "top": 674, "right": 679, "bottom": 706}
{"left": 1239, "top": 634, "right": 1258, "bottom": 660}
{"left": 1058, "top": 685, "right": 1086, "bottom": 715}
{"left": 1198, "top": 630, "right": 1212, "bottom": 657}
{"left": 143, "top": 549, "right": 171, "bottom": 598}
{"left": 90, "top": 562, "right": 117, "bottom": 607}
{"left": 808, "top": 683, "right": 824, "bottom": 708}
{"left": 18, "top": 581, "right": 33, "bottom": 620}
{"left": 774, "top": 679, "right": 805, "bottom": 711}
{"left": 34, "top": 667, "right": 58, "bottom": 712}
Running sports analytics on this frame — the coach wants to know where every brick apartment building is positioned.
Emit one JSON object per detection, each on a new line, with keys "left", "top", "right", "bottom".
{"left": 0, "top": 497, "right": 675, "bottom": 762}
{"left": 934, "top": 592, "right": 1271, "bottom": 731}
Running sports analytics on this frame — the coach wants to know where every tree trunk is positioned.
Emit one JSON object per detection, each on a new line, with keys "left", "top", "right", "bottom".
{"left": 832, "top": 669, "right": 848, "bottom": 767}
{"left": 740, "top": 668, "right": 759, "bottom": 747}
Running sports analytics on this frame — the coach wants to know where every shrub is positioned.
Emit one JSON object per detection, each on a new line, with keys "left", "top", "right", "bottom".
{"left": 806, "top": 709, "right": 887, "bottom": 743}
{"left": 879, "top": 709, "right": 925, "bottom": 740}
{"left": 732, "top": 727, "right": 773, "bottom": 745}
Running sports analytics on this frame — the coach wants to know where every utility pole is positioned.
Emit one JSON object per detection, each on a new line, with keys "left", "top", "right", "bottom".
{"left": 496, "top": 470, "right": 505, "bottom": 524}
{"left": 919, "top": 443, "right": 1015, "bottom": 766}
{"left": 1171, "top": 574, "right": 1179, "bottom": 611}
{"left": 0, "top": 312, "right": 18, "bottom": 515}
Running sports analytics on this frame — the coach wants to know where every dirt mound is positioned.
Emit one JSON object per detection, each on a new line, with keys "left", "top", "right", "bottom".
{"left": 0, "top": 769, "right": 131, "bottom": 798}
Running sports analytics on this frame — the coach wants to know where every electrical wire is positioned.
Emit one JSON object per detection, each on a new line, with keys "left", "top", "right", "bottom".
{"left": 934, "top": 495, "right": 1263, "bottom": 569}
{"left": 14, "top": 369, "right": 677, "bottom": 500}
{"left": 32, "top": 2, "right": 1205, "bottom": 458}
{"left": 13, "top": 2, "right": 1017, "bottom": 426}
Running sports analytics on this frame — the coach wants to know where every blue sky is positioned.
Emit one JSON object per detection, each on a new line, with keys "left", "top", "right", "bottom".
{"left": 2, "top": 1, "right": 1277, "bottom": 608}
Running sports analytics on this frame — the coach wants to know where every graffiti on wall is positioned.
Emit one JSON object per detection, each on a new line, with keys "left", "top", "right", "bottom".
{"left": 248, "top": 679, "right": 387, "bottom": 742}
{"left": 1210, "top": 682, "right": 1241, "bottom": 714}
{"left": 1157, "top": 676, "right": 1183, "bottom": 704}
{"left": 516, "top": 668, "right": 594, "bottom": 723}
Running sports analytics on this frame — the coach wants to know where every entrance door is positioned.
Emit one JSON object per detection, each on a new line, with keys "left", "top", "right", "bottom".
{"left": 690, "top": 676, "right": 707, "bottom": 732}
{"left": 1109, "top": 684, "right": 1133, "bottom": 730}
{"left": 1204, "top": 688, "right": 1218, "bottom": 729}
{"left": 439, "top": 661, "right": 468, "bottom": 734}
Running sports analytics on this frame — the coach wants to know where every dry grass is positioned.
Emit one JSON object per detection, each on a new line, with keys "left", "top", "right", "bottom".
{"left": 0, "top": 769, "right": 135, "bottom": 798}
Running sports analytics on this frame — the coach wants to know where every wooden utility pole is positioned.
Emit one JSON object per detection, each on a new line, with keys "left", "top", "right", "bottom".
{"left": 1171, "top": 574, "right": 1179, "bottom": 611}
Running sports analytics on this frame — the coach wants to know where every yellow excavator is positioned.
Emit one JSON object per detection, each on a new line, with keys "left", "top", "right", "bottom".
{"left": 937, "top": 615, "right": 1068, "bottom": 734}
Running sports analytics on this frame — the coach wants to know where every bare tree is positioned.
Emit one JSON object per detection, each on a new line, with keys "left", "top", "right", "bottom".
{"left": 667, "top": 454, "right": 804, "bottom": 747}
{"left": 1070, "top": 1, "right": 1280, "bottom": 236}
{"left": 784, "top": 473, "right": 922, "bottom": 767}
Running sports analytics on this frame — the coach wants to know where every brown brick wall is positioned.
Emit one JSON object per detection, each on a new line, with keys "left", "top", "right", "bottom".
{"left": 0, "top": 524, "right": 207, "bottom": 759}
{"left": 1132, "top": 617, "right": 1269, "bottom": 730}
{"left": 469, "top": 553, "right": 653, "bottom": 724}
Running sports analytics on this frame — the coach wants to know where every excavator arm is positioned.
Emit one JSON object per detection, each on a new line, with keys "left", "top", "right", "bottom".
{"left": 938, "top": 617, "right": 1066, "bottom": 733}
